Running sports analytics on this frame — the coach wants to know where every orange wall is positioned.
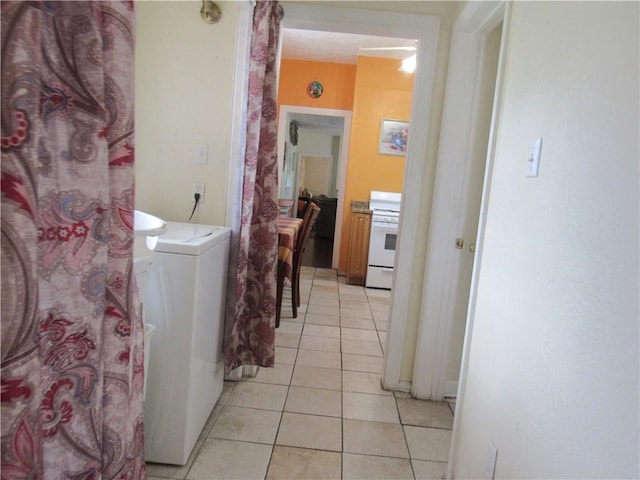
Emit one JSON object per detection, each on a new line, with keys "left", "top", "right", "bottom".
{"left": 278, "top": 59, "right": 356, "bottom": 110}
{"left": 277, "top": 56, "right": 413, "bottom": 272}
{"left": 338, "top": 56, "right": 414, "bottom": 271}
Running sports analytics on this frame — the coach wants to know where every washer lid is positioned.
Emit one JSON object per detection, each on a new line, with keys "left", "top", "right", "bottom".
{"left": 154, "top": 222, "right": 231, "bottom": 255}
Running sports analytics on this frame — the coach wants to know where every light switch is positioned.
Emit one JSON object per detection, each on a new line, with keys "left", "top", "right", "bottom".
{"left": 195, "top": 143, "right": 209, "bottom": 165}
{"left": 527, "top": 137, "right": 542, "bottom": 177}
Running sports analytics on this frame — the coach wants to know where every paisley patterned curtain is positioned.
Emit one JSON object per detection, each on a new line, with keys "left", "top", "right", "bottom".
{"left": 224, "top": 0, "right": 282, "bottom": 371}
{"left": 1, "top": 2, "right": 144, "bottom": 478}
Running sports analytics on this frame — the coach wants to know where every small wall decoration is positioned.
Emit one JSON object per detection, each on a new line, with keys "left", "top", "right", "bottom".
{"left": 378, "top": 119, "right": 409, "bottom": 156}
{"left": 200, "top": 0, "right": 222, "bottom": 23}
{"left": 306, "top": 80, "right": 323, "bottom": 99}
{"left": 289, "top": 121, "right": 298, "bottom": 146}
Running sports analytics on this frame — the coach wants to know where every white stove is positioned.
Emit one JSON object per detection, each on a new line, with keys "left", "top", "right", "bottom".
{"left": 367, "top": 191, "right": 401, "bottom": 289}
{"left": 369, "top": 192, "right": 402, "bottom": 219}
{"left": 371, "top": 208, "right": 400, "bottom": 225}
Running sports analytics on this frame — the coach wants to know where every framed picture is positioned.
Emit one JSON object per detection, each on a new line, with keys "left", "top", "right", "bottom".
{"left": 378, "top": 119, "right": 409, "bottom": 156}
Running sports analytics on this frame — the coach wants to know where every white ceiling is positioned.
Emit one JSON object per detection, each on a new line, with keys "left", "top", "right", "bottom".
{"left": 281, "top": 28, "right": 417, "bottom": 64}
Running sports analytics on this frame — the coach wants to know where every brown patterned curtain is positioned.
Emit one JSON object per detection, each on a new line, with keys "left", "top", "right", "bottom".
{"left": 224, "top": 0, "right": 282, "bottom": 371}
{"left": 1, "top": 2, "right": 144, "bottom": 478}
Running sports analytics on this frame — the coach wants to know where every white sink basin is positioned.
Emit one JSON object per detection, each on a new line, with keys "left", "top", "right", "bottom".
{"left": 134, "top": 210, "right": 167, "bottom": 252}
{"left": 134, "top": 210, "right": 167, "bottom": 237}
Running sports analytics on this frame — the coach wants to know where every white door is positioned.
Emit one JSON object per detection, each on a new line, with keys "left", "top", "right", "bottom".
{"left": 446, "top": 21, "right": 504, "bottom": 393}
{"left": 412, "top": 4, "right": 506, "bottom": 401}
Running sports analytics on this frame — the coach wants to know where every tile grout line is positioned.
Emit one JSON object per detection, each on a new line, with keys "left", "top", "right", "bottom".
{"left": 264, "top": 267, "right": 313, "bottom": 479}
{"left": 376, "top": 281, "right": 418, "bottom": 479}
{"left": 338, "top": 269, "right": 345, "bottom": 480}
{"left": 394, "top": 386, "right": 417, "bottom": 479}
{"left": 182, "top": 380, "right": 237, "bottom": 480}
{"left": 152, "top": 269, "right": 399, "bottom": 479}
{"left": 229, "top": 269, "right": 398, "bottom": 479}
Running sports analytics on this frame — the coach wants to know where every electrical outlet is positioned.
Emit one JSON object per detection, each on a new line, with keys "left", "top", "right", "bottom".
{"left": 193, "top": 183, "right": 205, "bottom": 204}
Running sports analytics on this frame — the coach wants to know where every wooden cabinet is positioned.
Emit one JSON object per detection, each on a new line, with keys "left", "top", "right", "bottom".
{"left": 346, "top": 211, "right": 372, "bottom": 285}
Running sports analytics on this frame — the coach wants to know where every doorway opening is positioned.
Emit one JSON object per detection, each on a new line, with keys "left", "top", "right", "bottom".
{"left": 298, "top": 152, "right": 337, "bottom": 269}
{"left": 277, "top": 27, "right": 417, "bottom": 275}
{"left": 277, "top": 106, "right": 351, "bottom": 270}
{"left": 231, "top": 3, "right": 442, "bottom": 394}
{"left": 279, "top": 112, "right": 345, "bottom": 268}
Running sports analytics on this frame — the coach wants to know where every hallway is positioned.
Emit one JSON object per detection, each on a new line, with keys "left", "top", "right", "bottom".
{"left": 146, "top": 268, "right": 453, "bottom": 479}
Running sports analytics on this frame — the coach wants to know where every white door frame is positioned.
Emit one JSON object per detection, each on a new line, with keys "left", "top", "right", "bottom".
{"left": 255, "top": 3, "right": 440, "bottom": 392}
{"left": 411, "top": 1, "right": 507, "bottom": 401}
{"left": 447, "top": 2, "right": 511, "bottom": 477}
{"left": 225, "top": 0, "right": 253, "bottom": 228}
{"left": 277, "top": 105, "right": 351, "bottom": 270}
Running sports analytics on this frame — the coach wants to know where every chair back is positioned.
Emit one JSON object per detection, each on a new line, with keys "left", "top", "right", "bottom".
{"left": 295, "top": 202, "right": 320, "bottom": 255}
{"left": 297, "top": 196, "right": 313, "bottom": 219}
{"left": 278, "top": 198, "right": 295, "bottom": 217}
{"left": 287, "top": 202, "right": 321, "bottom": 318}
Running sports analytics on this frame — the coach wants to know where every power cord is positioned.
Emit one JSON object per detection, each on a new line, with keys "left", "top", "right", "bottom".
{"left": 188, "top": 192, "right": 200, "bottom": 221}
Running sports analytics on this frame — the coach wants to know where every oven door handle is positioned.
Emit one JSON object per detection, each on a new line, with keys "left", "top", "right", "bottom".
{"left": 368, "top": 264, "right": 394, "bottom": 270}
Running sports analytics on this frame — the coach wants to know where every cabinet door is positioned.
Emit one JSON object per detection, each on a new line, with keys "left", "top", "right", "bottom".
{"left": 347, "top": 213, "right": 371, "bottom": 284}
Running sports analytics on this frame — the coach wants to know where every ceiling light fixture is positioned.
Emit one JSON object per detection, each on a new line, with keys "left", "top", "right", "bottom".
{"left": 399, "top": 54, "right": 416, "bottom": 74}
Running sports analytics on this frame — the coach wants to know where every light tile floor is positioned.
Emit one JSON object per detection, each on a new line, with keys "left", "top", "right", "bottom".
{"left": 147, "top": 267, "right": 453, "bottom": 480}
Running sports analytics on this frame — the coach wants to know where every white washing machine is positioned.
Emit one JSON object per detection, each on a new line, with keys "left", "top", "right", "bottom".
{"left": 143, "top": 222, "right": 231, "bottom": 465}
{"left": 133, "top": 210, "right": 167, "bottom": 399}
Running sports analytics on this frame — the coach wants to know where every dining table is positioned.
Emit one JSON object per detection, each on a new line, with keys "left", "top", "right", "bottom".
{"left": 276, "top": 216, "right": 303, "bottom": 327}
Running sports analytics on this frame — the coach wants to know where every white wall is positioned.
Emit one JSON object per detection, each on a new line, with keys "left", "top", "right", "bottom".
{"left": 297, "top": 131, "right": 338, "bottom": 197}
{"left": 135, "top": 1, "right": 238, "bottom": 225}
{"left": 300, "top": 155, "right": 332, "bottom": 197}
{"left": 453, "top": 2, "right": 639, "bottom": 478}
{"left": 297, "top": 130, "right": 334, "bottom": 157}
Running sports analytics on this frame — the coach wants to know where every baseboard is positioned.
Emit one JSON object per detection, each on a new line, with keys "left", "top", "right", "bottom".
{"left": 381, "top": 379, "right": 412, "bottom": 394}
{"left": 225, "top": 366, "right": 243, "bottom": 381}
{"left": 243, "top": 365, "right": 259, "bottom": 377}
{"left": 398, "top": 381, "right": 412, "bottom": 393}
{"left": 444, "top": 380, "right": 458, "bottom": 399}
{"left": 224, "top": 365, "right": 259, "bottom": 381}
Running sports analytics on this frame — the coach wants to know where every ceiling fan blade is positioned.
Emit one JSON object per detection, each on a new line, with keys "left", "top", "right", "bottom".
{"left": 358, "top": 46, "right": 417, "bottom": 52}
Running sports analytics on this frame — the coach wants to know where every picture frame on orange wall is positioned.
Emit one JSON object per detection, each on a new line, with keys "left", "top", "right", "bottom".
{"left": 378, "top": 119, "right": 409, "bottom": 156}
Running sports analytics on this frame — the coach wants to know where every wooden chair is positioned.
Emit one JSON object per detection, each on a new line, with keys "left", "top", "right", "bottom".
{"left": 297, "top": 196, "right": 313, "bottom": 219}
{"left": 290, "top": 202, "right": 320, "bottom": 317}
{"left": 278, "top": 198, "right": 295, "bottom": 217}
